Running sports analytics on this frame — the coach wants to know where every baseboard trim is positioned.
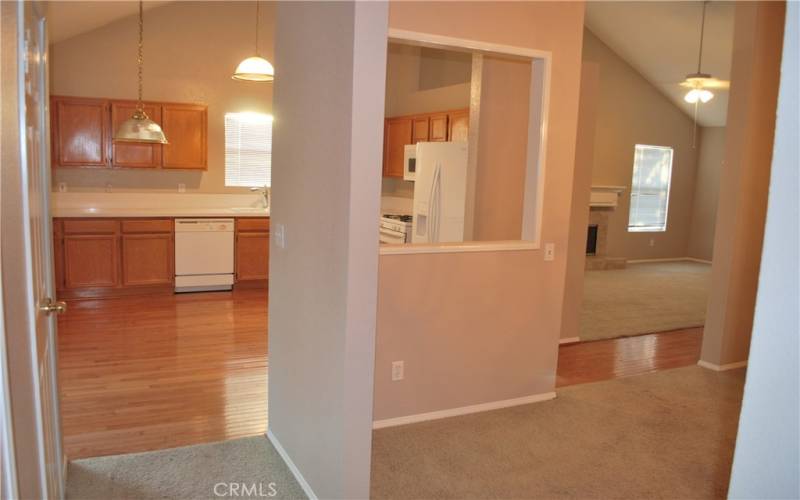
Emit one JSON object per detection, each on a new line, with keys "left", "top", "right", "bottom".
{"left": 685, "top": 257, "right": 713, "bottom": 264}
{"left": 626, "top": 257, "right": 712, "bottom": 265}
{"left": 373, "top": 392, "right": 556, "bottom": 429}
{"left": 559, "top": 337, "right": 580, "bottom": 345}
{"left": 266, "top": 429, "right": 317, "bottom": 500}
{"left": 697, "top": 360, "right": 748, "bottom": 371}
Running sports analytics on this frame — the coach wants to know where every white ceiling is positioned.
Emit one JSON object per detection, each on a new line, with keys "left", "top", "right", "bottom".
{"left": 46, "top": 1, "right": 171, "bottom": 44}
{"left": 585, "top": 1, "right": 735, "bottom": 127}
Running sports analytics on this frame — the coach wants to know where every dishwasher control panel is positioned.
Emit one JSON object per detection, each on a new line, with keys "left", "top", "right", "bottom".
{"left": 175, "top": 219, "right": 234, "bottom": 232}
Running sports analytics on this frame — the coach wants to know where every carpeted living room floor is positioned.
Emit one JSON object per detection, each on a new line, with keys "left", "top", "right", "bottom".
{"left": 67, "top": 366, "right": 744, "bottom": 499}
{"left": 580, "top": 261, "right": 712, "bottom": 342}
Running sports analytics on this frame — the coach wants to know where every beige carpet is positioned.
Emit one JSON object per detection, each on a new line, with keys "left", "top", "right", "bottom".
{"left": 371, "top": 366, "right": 745, "bottom": 499}
{"left": 580, "top": 261, "right": 712, "bottom": 342}
{"left": 66, "top": 436, "right": 306, "bottom": 499}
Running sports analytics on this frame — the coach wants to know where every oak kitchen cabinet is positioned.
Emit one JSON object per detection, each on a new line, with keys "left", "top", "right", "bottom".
{"left": 382, "top": 108, "right": 469, "bottom": 178}
{"left": 51, "top": 95, "right": 207, "bottom": 170}
{"left": 54, "top": 217, "right": 269, "bottom": 298}
{"left": 235, "top": 218, "right": 270, "bottom": 285}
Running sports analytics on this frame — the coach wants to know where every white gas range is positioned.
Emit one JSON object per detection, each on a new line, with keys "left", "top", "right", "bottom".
{"left": 379, "top": 214, "right": 413, "bottom": 244}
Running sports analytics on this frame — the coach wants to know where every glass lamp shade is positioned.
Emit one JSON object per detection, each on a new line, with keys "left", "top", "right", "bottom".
{"left": 232, "top": 56, "right": 274, "bottom": 82}
{"left": 684, "top": 88, "right": 714, "bottom": 104}
{"left": 114, "top": 109, "right": 168, "bottom": 144}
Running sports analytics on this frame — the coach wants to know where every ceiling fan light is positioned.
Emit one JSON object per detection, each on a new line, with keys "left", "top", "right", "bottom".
{"left": 698, "top": 89, "right": 714, "bottom": 103}
{"left": 684, "top": 89, "right": 701, "bottom": 104}
{"left": 232, "top": 56, "right": 274, "bottom": 82}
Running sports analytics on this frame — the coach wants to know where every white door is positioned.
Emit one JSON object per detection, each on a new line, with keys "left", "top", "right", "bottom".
{"left": 21, "top": 2, "right": 65, "bottom": 498}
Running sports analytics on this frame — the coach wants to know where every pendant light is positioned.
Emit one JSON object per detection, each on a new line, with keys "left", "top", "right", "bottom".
{"left": 232, "top": 1, "right": 274, "bottom": 82}
{"left": 114, "top": 0, "right": 168, "bottom": 144}
{"left": 681, "top": 1, "right": 717, "bottom": 105}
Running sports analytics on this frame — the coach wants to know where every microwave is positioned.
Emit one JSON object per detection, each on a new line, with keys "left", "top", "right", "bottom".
{"left": 403, "top": 144, "right": 417, "bottom": 181}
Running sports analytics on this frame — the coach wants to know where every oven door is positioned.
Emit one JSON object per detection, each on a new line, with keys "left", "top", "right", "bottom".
{"left": 379, "top": 226, "right": 407, "bottom": 244}
{"left": 403, "top": 144, "right": 417, "bottom": 181}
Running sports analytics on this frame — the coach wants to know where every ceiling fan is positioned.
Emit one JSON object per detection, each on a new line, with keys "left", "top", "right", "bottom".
{"left": 680, "top": 0, "right": 730, "bottom": 104}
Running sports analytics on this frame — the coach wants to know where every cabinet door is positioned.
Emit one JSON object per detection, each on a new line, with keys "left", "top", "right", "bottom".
{"left": 53, "top": 220, "right": 64, "bottom": 292}
{"left": 429, "top": 114, "right": 448, "bottom": 142}
{"left": 236, "top": 232, "right": 270, "bottom": 281}
{"left": 110, "top": 101, "right": 162, "bottom": 168}
{"left": 412, "top": 117, "right": 430, "bottom": 143}
{"left": 448, "top": 109, "right": 470, "bottom": 142}
{"left": 162, "top": 104, "right": 207, "bottom": 169}
{"left": 63, "top": 235, "right": 119, "bottom": 288}
{"left": 51, "top": 97, "right": 109, "bottom": 167}
{"left": 383, "top": 117, "right": 412, "bottom": 178}
{"left": 121, "top": 234, "right": 173, "bottom": 286}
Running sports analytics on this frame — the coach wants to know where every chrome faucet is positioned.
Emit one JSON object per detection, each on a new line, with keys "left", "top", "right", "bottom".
{"left": 250, "top": 186, "right": 271, "bottom": 209}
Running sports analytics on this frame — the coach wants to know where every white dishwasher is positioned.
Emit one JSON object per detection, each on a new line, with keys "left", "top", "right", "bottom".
{"left": 174, "top": 218, "right": 235, "bottom": 292}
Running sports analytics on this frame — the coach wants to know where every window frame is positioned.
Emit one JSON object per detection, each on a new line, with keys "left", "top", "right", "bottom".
{"left": 627, "top": 144, "right": 674, "bottom": 233}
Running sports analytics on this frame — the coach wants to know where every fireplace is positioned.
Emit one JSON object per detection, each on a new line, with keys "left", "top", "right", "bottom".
{"left": 586, "top": 225, "right": 598, "bottom": 256}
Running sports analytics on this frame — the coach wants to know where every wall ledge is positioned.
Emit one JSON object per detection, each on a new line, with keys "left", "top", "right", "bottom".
{"left": 697, "top": 360, "right": 748, "bottom": 371}
{"left": 373, "top": 391, "right": 556, "bottom": 429}
{"left": 379, "top": 240, "right": 539, "bottom": 255}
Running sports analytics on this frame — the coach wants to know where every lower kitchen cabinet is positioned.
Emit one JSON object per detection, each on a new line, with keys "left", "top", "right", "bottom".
{"left": 63, "top": 234, "right": 119, "bottom": 289}
{"left": 235, "top": 218, "right": 270, "bottom": 285}
{"left": 121, "top": 234, "right": 174, "bottom": 286}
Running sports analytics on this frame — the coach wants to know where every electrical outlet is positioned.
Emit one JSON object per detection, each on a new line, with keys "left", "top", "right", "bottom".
{"left": 105, "top": 183, "right": 112, "bottom": 193}
{"left": 57, "top": 182, "right": 67, "bottom": 193}
{"left": 649, "top": 238, "right": 655, "bottom": 247}
{"left": 274, "top": 223, "right": 286, "bottom": 249}
{"left": 178, "top": 183, "right": 186, "bottom": 193}
{"left": 544, "top": 243, "right": 555, "bottom": 261}
{"left": 391, "top": 361, "right": 404, "bottom": 381}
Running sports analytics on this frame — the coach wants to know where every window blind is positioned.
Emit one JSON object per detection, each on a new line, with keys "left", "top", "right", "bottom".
{"left": 224, "top": 112, "right": 272, "bottom": 188}
{"left": 628, "top": 144, "right": 673, "bottom": 232}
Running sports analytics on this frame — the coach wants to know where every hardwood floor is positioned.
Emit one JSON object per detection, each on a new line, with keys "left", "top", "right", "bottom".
{"left": 57, "top": 287, "right": 702, "bottom": 459}
{"left": 556, "top": 327, "right": 703, "bottom": 387}
{"left": 57, "top": 289, "right": 268, "bottom": 459}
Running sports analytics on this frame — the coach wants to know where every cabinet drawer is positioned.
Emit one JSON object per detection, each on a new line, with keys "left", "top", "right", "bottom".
{"left": 63, "top": 219, "right": 119, "bottom": 235}
{"left": 237, "top": 218, "right": 270, "bottom": 232}
{"left": 122, "top": 219, "right": 173, "bottom": 234}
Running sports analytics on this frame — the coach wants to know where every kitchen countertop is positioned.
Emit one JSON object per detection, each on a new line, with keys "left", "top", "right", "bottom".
{"left": 52, "top": 207, "right": 269, "bottom": 218}
{"left": 50, "top": 192, "right": 269, "bottom": 218}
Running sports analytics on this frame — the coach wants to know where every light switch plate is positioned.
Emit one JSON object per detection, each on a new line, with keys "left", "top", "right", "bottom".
{"left": 57, "top": 182, "right": 67, "bottom": 193}
{"left": 544, "top": 243, "right": 555, "bottom": 261}
{"left": 391, "top": 361, "right": 404, "bottom": 381}
{"left": 178, "top": 183, "right": 186, "bottom": 193}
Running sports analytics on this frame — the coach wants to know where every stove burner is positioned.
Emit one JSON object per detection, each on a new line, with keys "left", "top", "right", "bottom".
{"left": 383, "top": 214, "right": 412, "bottom": 223}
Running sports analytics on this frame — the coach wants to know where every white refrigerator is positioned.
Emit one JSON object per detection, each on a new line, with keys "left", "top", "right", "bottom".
{"left": 411, "top": 142, "right": 468, "bottom": 243}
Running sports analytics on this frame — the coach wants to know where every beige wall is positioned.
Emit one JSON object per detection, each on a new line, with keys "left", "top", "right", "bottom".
{"left": 688, "top": 127, "right": 726, "bottom": 261}
{"left": 701, "top": 1, "right": 785, "bottom": 367}
{"left": 560, "top": 62, "right": 599, "bottom": 341}
{"left": 375, "top": 1, "right": 585, "bottom": 421}
{"left": 582, "top": 29, "right": 700, "bottom": 260}
{"left": 49, "top": 1, "right": 275, "bottom": 194}
{"left": 385, "top": 43, "right": 470, "bottom": 117}
{"left": 267, "top": 2, "right": 386, "bottom": 498}
{"left": 472, "top": 55, "right": 530, "bottom": 241}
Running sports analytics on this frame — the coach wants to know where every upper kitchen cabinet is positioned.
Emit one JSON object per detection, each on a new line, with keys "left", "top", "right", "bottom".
{"left": 51, "top": 96, "right": 109, "bottom": 168}
{"left": 110, "top": 100, "right": 163, "bottom": 169}
{"left": 412, "top": 116, "right": 430, "bottom": 143}
{"left": 429, "top": 113, "right": 449, "bottom": 142}
{"left": 383, "top": 117, "right": 413, "bottom": 178}
{"left": 448, "top": 109, "right": 470, "bottom": 142}
{"left": 162, "top": 104, "right": 208, "bottom": 170}
{"left": 50, "top": 95, "right": 207, "bottom": 170}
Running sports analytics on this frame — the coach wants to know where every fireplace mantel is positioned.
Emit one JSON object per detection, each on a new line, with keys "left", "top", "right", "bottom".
{"left": 590, "top": 185, "right": 626, "bottom": 208}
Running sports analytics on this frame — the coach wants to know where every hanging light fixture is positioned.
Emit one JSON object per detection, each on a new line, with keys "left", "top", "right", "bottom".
{"left": 681, "top": 1, "right": 720, "bottom": 104}
{"left": 232, "top": 1, "right": 274, "bottom": 82}
{"left": 114, "top": 0, "right": 168, "bottom": 144}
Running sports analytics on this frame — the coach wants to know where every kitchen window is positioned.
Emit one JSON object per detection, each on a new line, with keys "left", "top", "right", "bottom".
{"left": 224, "top": 112, "right": 272, "bottom": 188}
{"left": 628, "top": 144, "right": 673, "bottom": 232}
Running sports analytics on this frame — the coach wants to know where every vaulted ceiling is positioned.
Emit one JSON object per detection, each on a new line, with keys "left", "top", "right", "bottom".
{"left": 46, "top": 1, "right": 171, "bottom": 44}
{"left": 585, "top": 1, "right": 735, "bottom": 127}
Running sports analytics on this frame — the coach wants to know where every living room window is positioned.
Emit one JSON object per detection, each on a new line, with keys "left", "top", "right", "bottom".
{"left": 224, "top": 112, "right": 272, "bottom": 187}
{"left": 628, "top": 144, "right": 673, "bottom": 232}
